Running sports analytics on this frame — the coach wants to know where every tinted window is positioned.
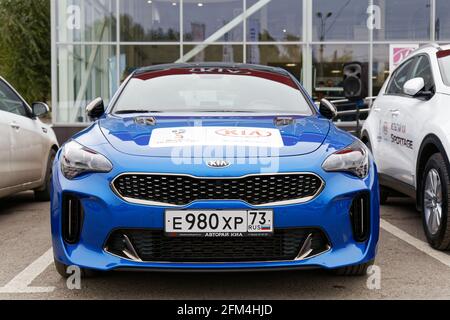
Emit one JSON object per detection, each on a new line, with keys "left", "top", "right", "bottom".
{"left": 0, "top": 81, "right": 27, "bottom": 117}
{"left": 311, "top": 44, "right": 369, "bottom": 100}
{"left": 386, "top": 59, "right": 415, "bottom": 95}
{"left": 120, "top": 0, "right": 180, "bottom": 41}
{"left": 411, "top": 55, "right": 435, "bottom": 92}
{"left": 183, "top": 0, "right": 243, "bottom": 42}
{"left": 247, "top": 0, "right": 302, "bottom": 42}
{"left": 313, "top": 0, "right": 369, "bottom": 41}
{"left": 374, "top": 0, "right": 430, "bottom": 41}
{"left": 114, "top": 69, "right": 313, "bottom": 115}
{"left": 56, "top": 0, "right": 117, "bottom": 42}
{"left": 435, "top": 0, "right": 450, "bottom": 40}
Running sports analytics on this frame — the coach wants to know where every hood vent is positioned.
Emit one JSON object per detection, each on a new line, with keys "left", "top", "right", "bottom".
{"left": 274, "top": 116, "right": 296, "bottom": 127}
{"left": 134, "top": 116, "right": 157, "bottom": 126}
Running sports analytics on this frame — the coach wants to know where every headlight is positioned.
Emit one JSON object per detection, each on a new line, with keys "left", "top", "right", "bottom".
{"left": 322, "top": 140, "right": 370, "bottom": 178}
{"left": 61, "top": 140, "right": 113, "bottom": 180}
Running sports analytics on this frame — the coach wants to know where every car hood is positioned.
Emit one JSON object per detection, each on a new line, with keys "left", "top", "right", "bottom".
{"left": 98, "top": 114, "right": 331, "bottom": 158}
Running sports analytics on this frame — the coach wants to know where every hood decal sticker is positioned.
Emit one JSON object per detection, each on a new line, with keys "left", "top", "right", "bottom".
{"left": 149, "top": 127, "right": 284, "bottom": 148}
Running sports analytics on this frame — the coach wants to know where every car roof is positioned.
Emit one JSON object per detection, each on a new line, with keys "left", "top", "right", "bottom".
{"left": 412, "top": 43, "right": 450, "bottom": 56}
{"left": 133, "top": 63, "right": 291, "bottom": 77}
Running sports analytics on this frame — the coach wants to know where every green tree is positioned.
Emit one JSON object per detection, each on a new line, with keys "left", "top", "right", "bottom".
{"left": 0, "top": 0, "right": 50, "bottom": 104}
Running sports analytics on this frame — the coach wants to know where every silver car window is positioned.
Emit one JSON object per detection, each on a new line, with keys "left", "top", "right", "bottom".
{"left": 411, "top": 55, "right": 435, "bottom": 92}
{"left": 386, "top": 58, "right": 416, "bottom": 95}
{"left": 0, "top": 80, "right": 27, "bottom": 117}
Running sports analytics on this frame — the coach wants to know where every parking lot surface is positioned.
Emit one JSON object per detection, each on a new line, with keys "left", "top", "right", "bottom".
{"left": 1, "top": 192, "right": 450, "bottom": 300}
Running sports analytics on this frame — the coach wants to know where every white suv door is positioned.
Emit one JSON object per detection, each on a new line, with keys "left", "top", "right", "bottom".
{"left": 374, "top": 57, "right": 418, "bottom": 186}
{"left": 379, "top": 54, "right": 435, "bottom": 187}
{"left": 0, "top": 80, "right": 44, "bottom": 187}
{"left": 392, "top": 55, "right": 436, "bottom": 187}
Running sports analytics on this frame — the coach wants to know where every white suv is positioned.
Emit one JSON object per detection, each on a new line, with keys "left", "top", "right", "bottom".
{"left": 362, "top": 44, "right": 450, "bottom": 250}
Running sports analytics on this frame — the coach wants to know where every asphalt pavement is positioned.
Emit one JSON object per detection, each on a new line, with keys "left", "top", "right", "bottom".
{"left": 0, "top": 192, "right": 449, "bottom": 300}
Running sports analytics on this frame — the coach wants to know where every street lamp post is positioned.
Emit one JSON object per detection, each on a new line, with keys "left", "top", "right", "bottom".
{"left": 317, "top": 12, "right": 333, "bottom": 80}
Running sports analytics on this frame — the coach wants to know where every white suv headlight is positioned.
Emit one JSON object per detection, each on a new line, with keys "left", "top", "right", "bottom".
{"left": 322, "top": 140, "right": 370, "bottom": 179}
{"left": 61, "top": 140, "right": 113, "bottom": 180}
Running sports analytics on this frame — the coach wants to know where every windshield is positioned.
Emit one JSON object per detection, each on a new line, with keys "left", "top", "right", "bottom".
{"left": 113, "top": 69, "right": 313, "bottom": 115}
{"left": 438, "top": 50, "right": 450, "bottom": 86}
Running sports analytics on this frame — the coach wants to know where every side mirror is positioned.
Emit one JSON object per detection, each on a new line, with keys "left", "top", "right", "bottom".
{"left": 319, "top": 99, "right": 338, "bottom": 120}
{"left": 403, "top": 77, "right": 434, "bottom": 100}
{"left": 86, "top": 97, "right": 105, "bottom": 120}
{"left": 403, "top": 77, "right": 425, "bottom": 96}
{"left": 32, "top": 102, "right": 50, "bottom": 118}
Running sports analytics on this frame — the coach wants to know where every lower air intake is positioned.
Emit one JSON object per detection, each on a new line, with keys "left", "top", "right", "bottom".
{"left": 105, "top": 228, "right": 330, "bottom": 263}
{"left": 350, "top": 193, "right": 371, "bottom": 242}
{"left": 62, "top": 194, "right": 84, "bottom": 244}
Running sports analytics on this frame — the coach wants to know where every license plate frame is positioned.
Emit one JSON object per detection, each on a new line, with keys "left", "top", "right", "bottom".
{"left": 164, "top": 210, "right": 274, "bottom": 237}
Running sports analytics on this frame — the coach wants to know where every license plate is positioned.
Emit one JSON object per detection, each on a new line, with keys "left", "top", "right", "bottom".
{"left": 165, "top": 210, "right": 274, "bottom": 237}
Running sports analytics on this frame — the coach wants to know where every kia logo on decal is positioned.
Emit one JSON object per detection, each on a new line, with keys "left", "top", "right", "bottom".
{"left": 207, "top": 160, "right": 231, "bottom": 168}
{"left": 215, "top": 128, "right": 272, "bottom": 138}
{"left": 190, "top": 67, "right": 251, "bottom": 75}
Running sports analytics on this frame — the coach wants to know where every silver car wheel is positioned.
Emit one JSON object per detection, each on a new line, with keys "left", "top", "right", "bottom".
{"left": 424, "top": 169, "right": 443, "bottom": 235}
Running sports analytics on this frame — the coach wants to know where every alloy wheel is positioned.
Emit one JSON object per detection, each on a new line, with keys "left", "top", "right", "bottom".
{"left": 424, "top": 169, "right": 443, "bottom": 235}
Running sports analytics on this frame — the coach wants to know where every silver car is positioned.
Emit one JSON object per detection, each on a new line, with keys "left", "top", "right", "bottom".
{"left": 0, "top": 77, "right": 58, "bottom": 200}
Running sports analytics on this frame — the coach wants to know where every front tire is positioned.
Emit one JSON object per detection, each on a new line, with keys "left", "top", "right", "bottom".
{"left": 34, "top": 149, "right": 56, "bottom": 201}
{"left": 380, "top": 187, "right": 389, "bottom": 205}
{"left": 421, "top": 153, "right": 450, "bottom": 250}
{"left": 333, "top": 260, "right": 374, "bottom": 276}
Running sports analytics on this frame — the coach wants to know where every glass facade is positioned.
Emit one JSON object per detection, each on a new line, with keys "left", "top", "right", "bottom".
{"left": 52, "top": 0, "right": 448, "bottom": 124}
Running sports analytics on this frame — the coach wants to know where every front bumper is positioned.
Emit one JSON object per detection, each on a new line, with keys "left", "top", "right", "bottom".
{"left": 51, "top": 151, "right": 380, "bottom": 272}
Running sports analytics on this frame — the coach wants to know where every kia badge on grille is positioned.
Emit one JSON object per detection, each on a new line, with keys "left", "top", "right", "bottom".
{"left": 207, "top": 160, "right": 231, "bottom": 168}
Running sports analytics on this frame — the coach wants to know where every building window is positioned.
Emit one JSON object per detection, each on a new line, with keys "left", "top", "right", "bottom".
{"left": 312, "top": 0, "right": 369, "bottom": 41}
{"left": 183, "top": 45, "right": 243, "bottom": 63}
{"left": 372, "top": 45, "right": 390, "bottom": 96}
{"left": 373, "top": 0, "right": 431, "bottom": 41}
{"left": 183, "top": 0, "right": 243, "bottom": 42}
{"left": 246, "top": 45, "right": 302, "bottom": 81}
{"left": 120, "top": 0, "right": 181, "bottom": 42}
{"left": 436, "top": 0, "right": 450, "bottom": 40}
{"left": 56, "top": 45, "right": 117, "bottom": 123}
{"left": 52, "top": 0, "right": 442, "bottom": 124}
{"left": 120, "top": 45, "right": 181, "bottom": 81}
{"left": 246, "top": 0, "right": 302, "bottom": 42}
{"left": 312, "top": 44, "right": 369, "bottom": 100}
{"left": 56, "top": 0, "right": 117, "bottom": 42}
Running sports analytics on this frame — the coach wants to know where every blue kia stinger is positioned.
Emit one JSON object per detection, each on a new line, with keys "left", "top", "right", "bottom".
{"left": 51, "top": 63, "right": 379, "bottom": 277}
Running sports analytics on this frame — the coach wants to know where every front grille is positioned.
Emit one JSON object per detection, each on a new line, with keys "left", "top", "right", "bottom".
{"left": 105, "top": 228, "right": 330, "bottom": 263}
{"left": 112, "top": 173, "right": 323, "bottom": 206}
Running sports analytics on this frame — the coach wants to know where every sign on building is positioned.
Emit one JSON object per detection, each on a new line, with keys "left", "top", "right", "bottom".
{"left": 389, "top": 44, "right": 419, "bottom": 72}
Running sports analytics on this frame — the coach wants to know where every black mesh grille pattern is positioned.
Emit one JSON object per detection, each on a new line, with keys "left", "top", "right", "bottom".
{"left": 112, "top": 173, "right": 323, "bottom": 206}
{"left": 105, "top": 229, "right": 330, "bottom": 263}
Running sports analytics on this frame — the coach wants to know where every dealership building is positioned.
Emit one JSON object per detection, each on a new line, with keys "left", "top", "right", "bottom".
{"left": 51, "top": 0, "right": 450, "bottom": 126}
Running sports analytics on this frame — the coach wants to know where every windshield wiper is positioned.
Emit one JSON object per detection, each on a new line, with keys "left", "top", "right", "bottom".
{"left": 115, "top": 109, "right": 263, "bottom": 114}
{"left": 114, "top": 110, "right": 163, "bottom": 114}
{"left": 200, "top": 110, "right": 252, "bottom": 113}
